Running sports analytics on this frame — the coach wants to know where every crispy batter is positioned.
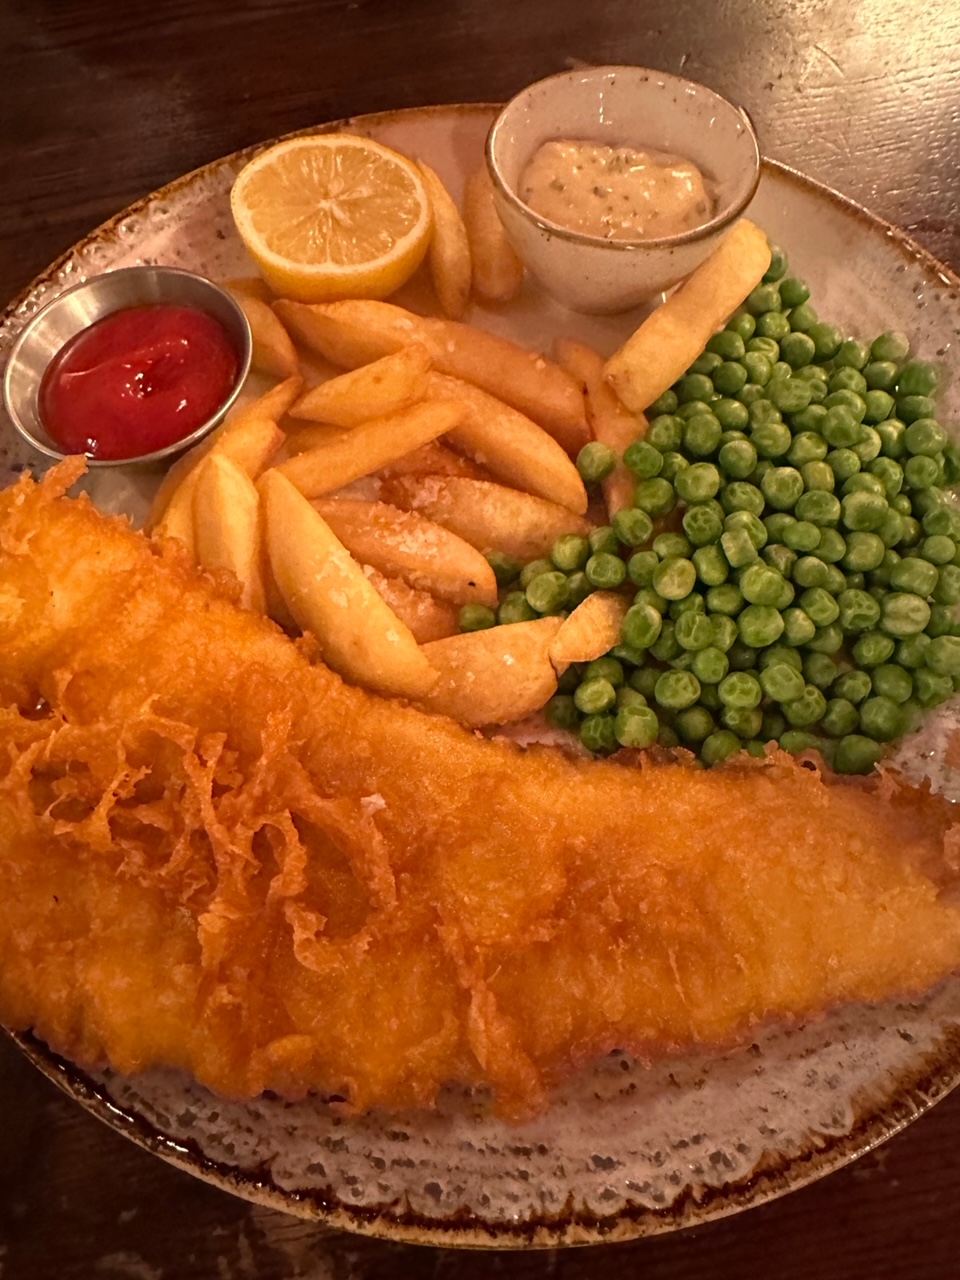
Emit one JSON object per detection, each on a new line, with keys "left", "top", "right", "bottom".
{"left": 3, "top": 464, "right": 960, "bottom": 1118}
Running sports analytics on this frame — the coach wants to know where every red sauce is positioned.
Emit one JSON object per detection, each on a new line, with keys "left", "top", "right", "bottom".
{"left": 39, "top": 303, "right": 239, "bottom": 460}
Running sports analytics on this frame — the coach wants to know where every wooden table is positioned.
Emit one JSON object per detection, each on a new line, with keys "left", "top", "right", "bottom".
{"left": 2, "top": 1, "right": 960, "bottom": 1275}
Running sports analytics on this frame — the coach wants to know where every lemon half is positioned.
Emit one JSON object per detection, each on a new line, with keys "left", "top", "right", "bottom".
{"left": 231, "top": 134, "right": 432, "bottom": 302}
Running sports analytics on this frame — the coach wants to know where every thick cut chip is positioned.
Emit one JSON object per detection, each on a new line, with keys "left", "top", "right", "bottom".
{"left": 313, "top": 499, "right": 498, "bottom": 606}
{"left": 260, "top": 470, "right": 438, "bottom": 699}
{"left": 381, "top": 474, "right": 591, "bottom": 562}
{"left": 550, "top": 591, "right": 630, "bottom": 669}
{"left": 363, "top": 568, "right": 461, "bottom": 644}
{"left": 227, "top": 290, "right": 299, "bottom": 379}
{"left": 275, "top": 400, "right": 466, "bottom": 498}
{"left": 423, "top": 372, "right": 587, "bottom": 514}
{"left": 417, "top": 160, "right": 472, "bottom": 319}
{"left": 192, "top": 454, "right": 266, "bottom": 612}
{"left": 463, "top": 166, "right": 525, "bottom": 304}
{"left": 289, "top": 345, "right": 431, "bottom": 428}
{"left": 417, "top": 617, "right": 563, "bottom": 726}
{"left": 604, "top": 219, "right": 771, "bottom": 414}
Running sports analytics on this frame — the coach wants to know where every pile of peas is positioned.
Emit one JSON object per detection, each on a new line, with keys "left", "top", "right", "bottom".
{"left": 458, "top": 247, "right": 960, "bottom": 774}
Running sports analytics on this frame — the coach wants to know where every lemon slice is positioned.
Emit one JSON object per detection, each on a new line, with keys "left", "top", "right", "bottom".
{"left": 230, "top": 134, "right": 432, "bottom": 302}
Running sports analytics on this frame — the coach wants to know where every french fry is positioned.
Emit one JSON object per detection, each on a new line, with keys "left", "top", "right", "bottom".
{"left": 549, "top": 591, "right": 630, "bottom": 669}
{"left": 462, "top": 166, "right": 524, "bottom": 304}
{"left": 554, "top": 337, "right": 641, "bottom": 517}
{"left": 146, "top": 416, "right": 286, "bottom": 531}
{"left": 417, "top": 618, "right": 562, "bottom": 727}
{"left": 228, "top": 290, "right": 299, "bottom": 379}
{"left": 259, "top": 470, "right": 438, "bottom": 699}
{"left": 604, "top": 219, "right": 772, "bottom": 414}
{"left": 192, "top": 454, "right": 265, "bottom": 612}
{"left": 363, "top": 568, "right": 461, "bottom": 644}
{"left": 313, "top": 498, "right": 499, "bottom": 606}
{"left": 275, "top": 399, "right": 466, "bottom": 498}
{"left": 423, "top": 372, "right": 587, "bottom": 515}
{"left": 381, "top": 475, "right": 590, "bottom": 562}
{"left": 224, "top": 275, "right": 274, "bottom": 304}
{"left": 273, "top": 299, "right": 587, "bottom": 451}
{"left": 417, "top": 160, "right": 472, "bottom": 319}
{"left": 288, "top": 345, "right": 431, "bottom": 428}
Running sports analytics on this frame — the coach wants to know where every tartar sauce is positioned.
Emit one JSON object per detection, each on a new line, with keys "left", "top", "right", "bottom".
{"left": 519, "top": 139, "right": 714, "bottom": 241}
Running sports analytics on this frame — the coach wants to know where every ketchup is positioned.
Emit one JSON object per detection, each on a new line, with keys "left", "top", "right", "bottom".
{"left": 39, "top": 303, "right": 239, "bottom": 460}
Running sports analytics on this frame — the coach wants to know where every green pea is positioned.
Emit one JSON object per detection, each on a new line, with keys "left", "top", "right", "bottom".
{"left": 707, "top": 330, "right": 745, "bottom": 361}
{"left": 589, "top": 526, "right": 619, "bottom": 555}
{"left": 866, "top": 456, "right": 904, "bottom": 498}
{"left": 809, "top": 322, "right": 843, "bottom": 360}
{"left": 898, "top": 394, "right": 937, "bottom": 424}
{"left": 629, "top": 666, "right": 660, "bottom": 697}
{"left": 783, "top": 684, "right": 828, "bottom": 727}
{"left": 580, "top": 713, "right": 617, "bottom": 753}
{"left": 675, "top": 612, "right": 715, "bottom": 652}
{"left": 880, "top": 591, "right": 932, "bottom": 637}
{"left": 498, "top": 590, "right": 538, "bottom": 625}
{"left": 676, "top": 373, "right": 716, "bottom": 404}
{"left": 894, "top": 633, "right": 932, "bottom": 669}
{"left": 925, "top": 635, "right": 960, "bottom": 676}
{"left": 634, "top": 477, "right": 676, "bottom": 515}
{"left": 913, "top": 667, "right": 954, "bottom": 707}
{"left": 743, "top": 351, "right": 772, "bottom": 386}
{"left": 701, "top": 729, "right": 742, "bottom": 764}
{"left": 689, "top": 350, "right": 723, "bottom": 378}
{"left": 761, "top": 466, "right": 804, "bottom": 511}
{"left": 646, "top": 414, "right": 684, "bottom": 452}
{"left": 788, "top": 433, "right": 828, "bottom": 469}
{"left": 659, "top": 451, "right": 689, "bottom": 483}
{"left": 779, "top": 330, "right": 816, "bottom": 369}
{"left": 577, "top": 441, "right": 618, "bottom": 484}
{"left": 653, "top": 556, "right": 697, "bottom": 601}
{"left": 768, "top": 376, "right": 814, "bottom": 414}
{"left": 566, "top": 571, "right": 593, "bottom": 608}
{"left": 613, "top": 704, "right": 659, "bottom": 749}
{"left": 836, "top": 587, "right": 882, "bottom": 632}
{"left": 721, "top": 704, "right": 763, "bottom": 737}
{"left": 863, "top": 389, "right": 896, "bottom": 425}
{"left": 905, "top": 418, "right": 947, "bottom": 457}
{"left": 692, "top": 544, "right": 729, "bottom": 585}
{"left": 710, "top": 361, "right": 746, "bottom": 397}
{"left": 816, "top": 528, "right": 847, "bottom": 564}
{"left": 585, "top": 553, "right": 627, "bottom": 590}
{"left": 616, "top": 685, "right": 648, "bottom": 709}
{"left": 751, "top": 420, "right": 793, "bottom": 459}
{"left": 792, "top": 555, "right": 827, "bottom": 589}
{"left": 546, "top": 694, "right": 580, "bottom": 732}
{"left": 654, "top": 669, "right": 701, "bottom": 710}
{"left": 762, "top": 542, "right": 798, "bottom": 577}
{"left": 853, "top": 630, "right": 896, "bottom": 666}
{"left": 829, "top": 367, "right": 868, "bottom": 396}
{"left": 519, "top": 557, "right": 554, "bottom": 588}
{"left": 803, "top": 651, "right": 839, "bottom": 690}
{"left": 737, "top": 562, "right": 783, "bottom": 606}
{"left": 718, "top": 438, "right": 758, "bottom": 479}
{"left": 623, "top": 440, "right": 663, "bottom": 479}
{"left": 933, "top": 564, "right": 960, "bottom": 605}
{"left": 459, "top": 603, "right": 497, "bottom": 632}
{"left": 672, "top": 705, "right": 714, "bottom": 745}
{"left": 922, "top": 534, "right": 956, "bottom": 565}
{"left": 757, "top": 311, "right": 791, "bottom": 341}
{"left": 692, "top": 646, "right": 730, "bottom": 684}
{"left": 834, "top": 338, "right": 869, "bottom": 370}
{"left": 707, "top": 583, "right": 744, "bottom": 616}
{"left": 760, "top": 661, "right": 805, "bottom": 702}
{"left": 851, "top": 427, "right": 883, "bottom": 463}
{"left": 620, "top": 603, "right": 661, "bottom": 650}
{"left": 737, "top": 603, "right": 785, "bottom": 647}
{"left": 526, "top": 570, "right": 570, "bottom": 614}
{"left": 551, "top": 534, "right": 591, "bottom": 572}
{"left": 727, "top": 640, "right": 760, "bottom": 670}
{"left": 781, "top": 606, "right": 816, "bottom": 646}
{"left": 647, "top": 389, "right": 679, "bottom": 417}
{"left": 889, "top": 555, "right": 938, "bottom": 596}
{"left": 789, "top": 301, "right": 819, "bottom": 333}
{"left": 864, "top": 361, "right": 899, "bottom": 392}
{"left": 611, "top": 508, "right": 655, "bottom": 552}
{"left": 487, "top": 550, "right": 521, "bottom": 587}
{"left": 794, "top": 490, "right": 841, "bottom": 526}
{"left": 682, "top": 503, "right": 723, "bottom": 548}
{"left": 798, "top": 587, "right": 838, "bottom": 627}
{"left": 574, "top": 677, "right": 617, "bottom": 715}
{"left": 721, "top": 482, "right": 765, "bottom": 518}
{"left": 822, "top": 697, "right": 859, "bottom": 737}
{"left": 674, "top": 461, "right": 721, "bottom": 504}
{"left": 921, "top": 503, "right": 958, "bottom": 537}
{"left": 897, "top": 360, "right": 939, "bottom": 398}
{"left": 876, "top": 418, "right": 907, "bottom": 459}
{"left": 834, "top": 734, "right": 883, "bottom": 774}
{"left": 783, "top": 520, "right": 821, "bottom": 553}
{"left": 710, "top": 614, "right": 739, "bottom": 652}
{"left": 925, "top": 603, "right": 955, "bottom": 636}
{"left": 859, "top": 694, "right": 903, "bottom": 741}
{"left": 871, "top": 331, "right": 910, "bottom": 363}
{"left": 827, "top": 447, "right": 862, "bottom": 483}
{"left": 713, "top": 398, "right": 750, "bottom": 431}
{"left": 871, "top": 664, "right": 913, "bottom": 703}
{"left": 683, "top": 412, "right": 723, "bottom": 457}
{"left": 834, "top": 670, "right": 872, "bottom": 704}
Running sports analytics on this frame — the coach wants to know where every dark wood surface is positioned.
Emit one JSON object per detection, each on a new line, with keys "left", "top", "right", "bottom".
{"left": 3, "top": 1, "right": 960, "bottom": 1275}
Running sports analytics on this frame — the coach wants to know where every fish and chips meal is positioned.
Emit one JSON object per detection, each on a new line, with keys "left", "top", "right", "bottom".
{"left": 2, "top": 129, "right": 960, "bottom": 1121}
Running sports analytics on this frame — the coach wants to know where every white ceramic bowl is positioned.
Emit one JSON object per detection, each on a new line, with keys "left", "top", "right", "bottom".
{"left": 486, "top": 66, "right": 761, "bottom": 314}
{"left": 3, "top": 265, "right": 252, "bottom": 468}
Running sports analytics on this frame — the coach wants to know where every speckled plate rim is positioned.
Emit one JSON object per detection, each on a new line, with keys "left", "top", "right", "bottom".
{"left": 4, "top": 103, "right": 960, "bottom": 1250}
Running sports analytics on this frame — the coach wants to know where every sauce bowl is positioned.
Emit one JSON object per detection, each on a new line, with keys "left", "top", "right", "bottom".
{"left": 486, "top": 66, "right": 761, "bottom": 314}
{"left": 3, "top": 265, "right": 252, "bottom": 468}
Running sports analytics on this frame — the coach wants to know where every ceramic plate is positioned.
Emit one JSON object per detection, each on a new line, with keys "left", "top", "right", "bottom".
{"left": 3, "top": 104, "right": 960, "bottom": 1250}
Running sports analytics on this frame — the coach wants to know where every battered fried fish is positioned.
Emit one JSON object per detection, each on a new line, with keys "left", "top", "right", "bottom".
{"left": 2, "top": 462, "right": 960, "bottom": 1118}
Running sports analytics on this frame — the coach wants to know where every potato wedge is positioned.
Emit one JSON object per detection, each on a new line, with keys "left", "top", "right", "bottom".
{"left": 313, "top": 498, "right": 498, "bottom": 606}
{"left": 424, "top": 372, "right": 587, "bottom": 514}
{"left": 289, "top": 345, "right": 431, "bottom": 428}
{"left": 192, "top": 454, "right": 266, "bottom": 612}
{"left": 363, "top": 568, "right": 461, "bottom": 644}
{"left": 417, "top": 160, "right": 472, "bottom": 319}
{"left": 228, "top": 373, "right": 304, "bottom": 428}
{"left": 381, "top": 474, "right": 590, "bottom": 562}
{"left": 549, "top": 591, "right": 630, "bottom": 669}
{"left": 276, "top": 399, "right": 466, "bottom": 498}
{"left": 146, "top": 416, "right": 286, "bottom": 531}
{"left": 259, "top": 470, "right": 438, "bottom": 699}
{"left": 151, "top": 471, "right": 199, "bottom": 555}
{"left": 604, "top": 219, "right": 772, "bottom": 414}
{"left": 376, "top": 439, "right": 491, "bottom": 481}
{"left": 554, "top": 337, "right": 641, "bottom": 517}
{"left": 274, "top": 299, "right": 587, "bottom": 450}
{"left": 228, "top": 290, "right": 299, "bottom": 379}
{"left": 462, "top": 166, "right": 524, "bottom": 304}
{"left": 417, "top": 617, "right": 562, "bottom": 727}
